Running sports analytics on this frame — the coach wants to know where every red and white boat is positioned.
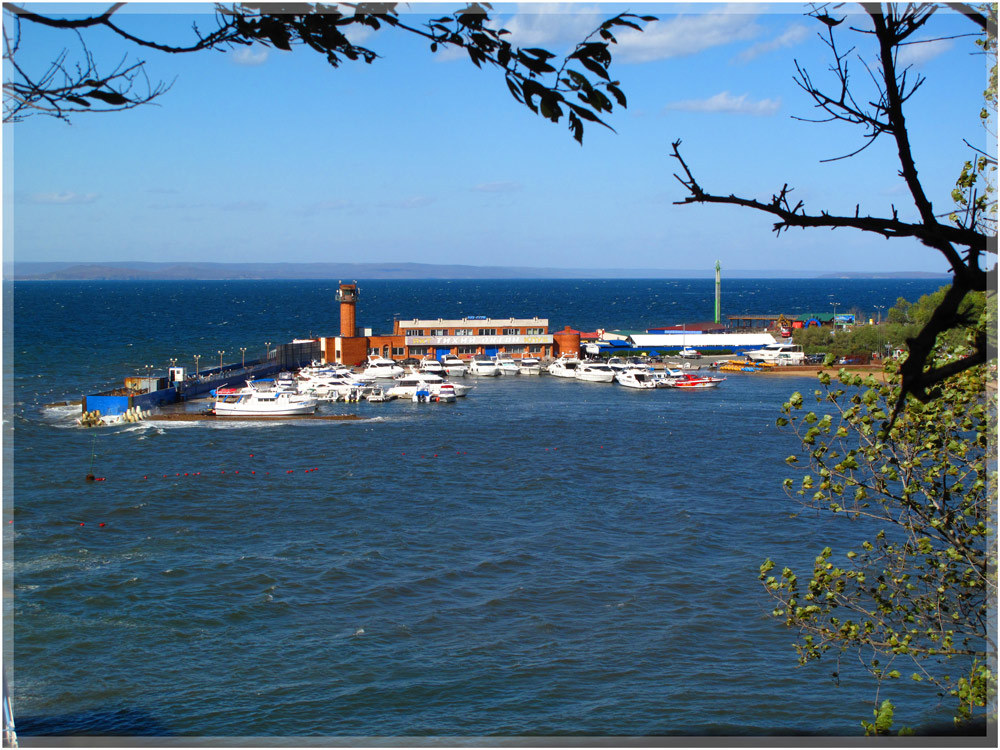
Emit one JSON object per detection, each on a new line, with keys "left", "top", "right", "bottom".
{"left": 657, "top": 371, "right": 726, "bottom": 389}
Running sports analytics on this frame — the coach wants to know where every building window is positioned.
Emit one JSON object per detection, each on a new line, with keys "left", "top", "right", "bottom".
{"left": 391, "top": 347, "right": 405, "bottom": 357}
{"left": 455, "top": 328, "right": 473, "bottom": 336}
{"left": 409, "top": 346, "right": 429, "bottom": 356}
{"left": 431, "top": 328, "right": 447, "bottom": 336}
{"left": 478, "top": 328, "right": 496, "bottom": 336}
{"left": 457, "top": 346, "right": 477, "bottom": 355}
{"left": 506, "top": 345, "right": 526, "bottom": 353}
{"left": 502, "top": 328, "right": 519, "bottom": 336}
{"left": 407, "top": 329, "right": 424, "bottom": 337}
{"left": 526, "top": 327, "right": 545, "bottom": 335}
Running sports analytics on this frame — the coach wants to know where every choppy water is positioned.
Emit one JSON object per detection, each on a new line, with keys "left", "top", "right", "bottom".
{"left": 4, "top": 278, "right": 962, "bottom": 738}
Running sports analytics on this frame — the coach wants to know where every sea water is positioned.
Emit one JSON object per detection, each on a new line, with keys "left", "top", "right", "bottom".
{"left": 4, "top": 278, "right": 966, "bottom": 738}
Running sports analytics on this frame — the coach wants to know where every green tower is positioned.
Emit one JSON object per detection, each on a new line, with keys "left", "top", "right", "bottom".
{"left": 714, "top": 261, "right": 721, "bottom": 324}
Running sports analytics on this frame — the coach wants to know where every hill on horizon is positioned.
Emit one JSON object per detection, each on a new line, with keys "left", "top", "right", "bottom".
{"left": 7, "top": 261, "right": 951, "bottom": 281}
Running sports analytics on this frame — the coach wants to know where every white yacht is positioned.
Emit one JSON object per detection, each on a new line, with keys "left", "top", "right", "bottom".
{"left": 518, "top": 357, "right": 542, "bottom": 375}
{"left": 492, "top": 354, "right": 519, "bottom": 376}
{"left": 413, "top": 383, "right": 458, "bottom": 403}
{"left": 418, "top": 357, "right": 446, "bottom": 376}
{"left": 547, "top": 354, "right": 581, "bottom": 378}
{"left": 744, "top": 343, "right": 805, "bottom": 365}
{"left": 214, "top": 380, "right": 317, "bottom": 416}
{"left": 440, "top": 354, "right": 468, "bottom": 377}
{"left": 467, "top": 355, "right": 500, "bottom": 376}
{"left": 362, "top": 355, "right": 406, "bottom": 379}
{"left": 387, "top": 372, "right": 470, "bottom": 399}
{"left": 614, "top": 369, "right": 658, "bottom": 389}
{"left": 575, "top": 361, "right": 616, "bottom": 383}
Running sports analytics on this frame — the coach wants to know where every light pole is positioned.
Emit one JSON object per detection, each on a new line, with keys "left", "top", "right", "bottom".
{"left": 265, "top": 341, "right": 271, "bottom": 360}
{"left": 830, "top": 302, "right": 839, "bottom": 331}
{"left": 873, "top": 305, "right": 885, "bottom": 359}
{"left": 218, "top": 350, "right": 224, "bottom": 370}
{"left": 193, "top": 354, "right": 201, "bottom": 378}
{"left": 240, "top": 347, "right": 247, "bottom": 368}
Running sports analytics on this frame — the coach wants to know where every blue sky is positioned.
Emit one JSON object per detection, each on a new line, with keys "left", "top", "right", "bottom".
{"left": 3, "top": 1, "right": 991, "bottom": 274}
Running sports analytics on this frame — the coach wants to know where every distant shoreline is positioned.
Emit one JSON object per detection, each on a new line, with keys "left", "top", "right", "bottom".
{"left": 7, "top": 261, "right": 952, "bottom": 282}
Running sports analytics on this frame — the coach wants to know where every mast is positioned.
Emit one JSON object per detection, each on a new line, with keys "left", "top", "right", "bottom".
{"left": 714, "top": 261, "right": 721, "bottom": 324}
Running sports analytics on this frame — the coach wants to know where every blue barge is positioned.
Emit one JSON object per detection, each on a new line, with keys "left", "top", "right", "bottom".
{"left": 81, "top": 340, "right": 320, "bottom": 417}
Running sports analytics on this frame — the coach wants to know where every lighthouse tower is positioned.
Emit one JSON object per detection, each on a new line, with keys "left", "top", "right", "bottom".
{"left": 337, "top": 281, "right": 358, "bottom": 338}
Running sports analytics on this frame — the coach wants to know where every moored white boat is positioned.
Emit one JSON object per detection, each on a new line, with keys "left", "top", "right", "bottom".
{"left": 492, "top": 354, "right": 519, "bottom": 375}
{"left": 744, "top": 343, "right": 805, "bottom": 365}
{"left": 413, "top": 383, "right": 457, "bottom": 403}
{"left": 214, "top": 380, "right": 317, "bottom": 415}
{"left": 362, "top": 355, "right": 406, "bottom": 379}
{"left": 440, "top": 354, "right": 468, "bottom": 377}
{"left": 575, "top": 360, "right": 616, "bottom": 383}
{"left": 366, "top": 385, "right": 395, "bottom": 402}
{"left": 518, "top": 357, "right": 542, "bottom": 375}
{"left": 467, "top": 355, "right": 500, "bottom": 376}
{"left": 387, "top": 373, "right": 470, "bottom": 399}
{"left": 418, "top": 357, "right": 447, "bottom": 376}
{"left": 547, "top": 354, "right": 581, "bottom": 378}
{"left": 614, "top": 369, "right": 658, "bottom": 389}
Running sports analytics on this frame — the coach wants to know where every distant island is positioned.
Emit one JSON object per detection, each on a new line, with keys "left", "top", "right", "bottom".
{"left": 7, "top": 261, "right": 952, "bottom": 281}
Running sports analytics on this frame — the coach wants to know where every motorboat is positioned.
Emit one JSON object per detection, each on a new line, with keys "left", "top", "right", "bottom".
{"left": 492, "top": 354, "right": 519, "bottom": 376}
{"left": 547, "top": 354, "right": 581, "bottom": 378}
{"left": 387, "top": 373, "right": 470, "bottom": 399}
{"left": 362, "top": 355, "right": 406, "bottom": 379}
{"left": 678, "top": 347, "right": 702, "bottom": 359}
{"left": 744, "top": 343, "right": 805, "bottom": 365}
{"left": 614, "top": 369, "right": 658, "bottom": 389}
{"left": 366, "top": 385, "right": 395, "bottom": 403}
{"left": 418, "top": 357, "right": 447, "bottom": 376}
{"left": 658, "top": 371, "right": 726, "bottom": 389}
{"left": 440, "top": 354, "right": 468, "bottom": 377}
{"left": 575, "top": 360, "right": 616, "bottom": 383}
{"left": 518, "top": 357, "right": 542, "bottom": 375}
{"left": 214, "top": 380, "right": 317, "bottom": 416}
{"left": 413, "top": 383, "right": 457, "bottom": 403}
{"left": 467, "top": 355, "right": 500, "bottom": 376}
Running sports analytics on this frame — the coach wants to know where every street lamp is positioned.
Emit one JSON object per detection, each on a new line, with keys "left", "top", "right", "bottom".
{"left": 193, "top": 354, "right": 201, "bottom": 378}
{"left": 830, "top": 302, "right": 839, "bottom": 331}
{"left": 218, "top": 350, "right": 225, "bottom": 370}
{"left": 265, "top": 341, "right": 271, "bottom": 360}
{"left": 240, "top": 347, "right": 247, "bottom": 367}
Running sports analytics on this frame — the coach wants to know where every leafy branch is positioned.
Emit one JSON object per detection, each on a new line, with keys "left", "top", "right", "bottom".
{"left": 3, "top": 2, "right": 654, "bottom": 141}
{"left": 668, "top": 4, "right": 997, "bottom": 415}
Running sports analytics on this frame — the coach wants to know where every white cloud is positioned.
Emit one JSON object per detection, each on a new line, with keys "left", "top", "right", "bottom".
{"left": 26, "top": 192, "right": 99, "bottom": 205}
{"left": 735, "top": 22, "right": 810, "bottom": 63}
{"left": 896, "top": 37, "right": 953, "bottom": 67}
{"left": 231, "top": 47, "right": 269, "bottom": 66}
{"left": 614, "top": 6, "right": 765, "bottom": 64}
{"left": 666, "top": 90, "right": 781, "bottom": 115}
{"left": 499, "top": 3, "right": 608, "bottom": 47}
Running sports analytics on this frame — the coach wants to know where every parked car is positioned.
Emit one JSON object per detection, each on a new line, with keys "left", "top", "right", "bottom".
{"left": 805, "top": 353, "right": 827, "bottom": 364}
{"left": 836, "top": 354, "right": 870, "bottom": 365}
